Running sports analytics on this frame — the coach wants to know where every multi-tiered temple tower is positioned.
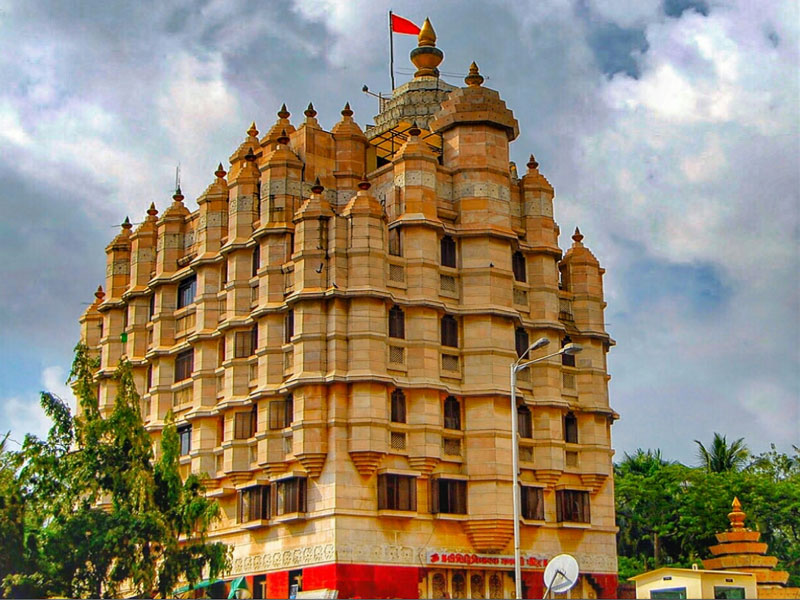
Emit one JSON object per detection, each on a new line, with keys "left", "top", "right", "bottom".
{"left": 80, "top": 20, "right": 618, "bottom": 599}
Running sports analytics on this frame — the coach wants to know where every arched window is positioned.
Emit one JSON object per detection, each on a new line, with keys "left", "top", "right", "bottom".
{"left": 389, "top": 305, "right": 405, "bottom": 339}
{"left": 441, "top": 315, "right": 458, "bottom": 348}
{"left": 391, "top": 389, "right": 406, "bottom": 423}
{"left": 512, "top": 251, "right": 526, "bottom": 282}
{"left": 440, "top": 235, "right": 456, "bottom": 268}
{"left": 564, "top": 411, "right": 578, "bottom": 444}
{"left": 452, "top": 573, "right": 466, "bottom": 598}
{"left": 561, "top": 336, "right": 575, "bottom": 367}
{"left": 444, "top": 396, "right": 461, "bottom": 430}
{"left": 517, "top": 405, "right": 532, "bottom": 439}
{"left": 515, "top": 327, "right": 529, "bottom": 358}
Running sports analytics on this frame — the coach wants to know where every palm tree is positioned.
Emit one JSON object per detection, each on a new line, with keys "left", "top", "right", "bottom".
{"left": 616, "top": 448, "right": 671, "bottom": 476}
{"left": 694, "top": 433, "right": 750, "bottom": 472}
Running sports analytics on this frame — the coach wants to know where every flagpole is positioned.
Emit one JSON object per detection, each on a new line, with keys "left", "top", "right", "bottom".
{"left": 389, "top": 10, "right": 395, "bottom": 90}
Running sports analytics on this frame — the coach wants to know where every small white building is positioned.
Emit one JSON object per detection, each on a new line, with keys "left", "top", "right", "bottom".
{"left": 630, "top": 567, "right": 757, "bottom": 599}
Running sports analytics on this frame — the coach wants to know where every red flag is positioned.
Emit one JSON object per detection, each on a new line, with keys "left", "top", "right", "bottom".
{"left": 391, "top": 13, "right": 420, "bottom": 35}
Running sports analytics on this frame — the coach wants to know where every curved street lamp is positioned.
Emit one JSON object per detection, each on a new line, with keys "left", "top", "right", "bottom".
{"left": 510, "top": 337, "right": 582, "bottom": 599}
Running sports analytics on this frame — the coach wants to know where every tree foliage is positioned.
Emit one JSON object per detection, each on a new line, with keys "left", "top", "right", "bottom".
{"left": 616, "top": 436, "right": 800, "bottom": 586}
{"left": 1, "top": 344, "right": 230, "bottom": 598}
{"left": 695, "top": 432, "right": 750, "bottom": 473}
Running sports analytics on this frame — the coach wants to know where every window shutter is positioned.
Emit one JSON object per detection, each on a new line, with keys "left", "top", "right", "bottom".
{"left": 430, "top": 477, "right": 440, "bottom": 513}
{"left": 378, "top": 475, "right": 388, "bottom": 510}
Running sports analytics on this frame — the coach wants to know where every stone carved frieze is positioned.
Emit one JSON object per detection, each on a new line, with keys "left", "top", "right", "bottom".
{"left": 230, "top": 543, "right": 337, "bottom": 575}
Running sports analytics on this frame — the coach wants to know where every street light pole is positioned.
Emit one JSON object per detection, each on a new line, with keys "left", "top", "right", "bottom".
{"left": 510, "top": 339, "right": 582, "bottom": 599}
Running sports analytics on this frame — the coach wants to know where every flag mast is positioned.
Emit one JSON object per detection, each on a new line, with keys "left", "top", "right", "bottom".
{"left": 389, "top": 10, "right": 396, "bottom": 90}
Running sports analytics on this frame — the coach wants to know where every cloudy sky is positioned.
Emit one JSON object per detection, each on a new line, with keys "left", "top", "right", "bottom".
{"left": 0, "top": 0, "right": 797, "bottom": 464}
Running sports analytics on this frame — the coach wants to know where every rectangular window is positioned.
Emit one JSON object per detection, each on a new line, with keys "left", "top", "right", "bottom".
{"left": 238, "top": 485, "right": 270, "bottom": 523}
{"left": 252, "top": 245, "right": 260, "bottom": 278}
{"left": 234, "top": 326, "right": 258, "bottom": 358}
{"left": 713, "top": 586, "right": 745, "bottom": 599}
{"left": 274, "top": 477, "right": 306, "bottom": 515}
{"left": 284, "top": 310, "right": 294, "bottom": 344}
{"left": 650, "top": 588, "right": 688, "bottom": 599}
{"left": 440, "top": 236, "right": 456, "bottom": 268}
{"left": 512, "top": 251, "right": 527, "bottom": 282}
{"left": 556, "top": 490, "right": 590, "bottom": 523}
{"left": 515, "top": 328, "right": 529, "bottom": 358}
{"left": 389, "top": 306, "right": 405, "bottom": 339}
{"left": 391, "top": 390, "right": 406, "bottom": 423}
{"left": 431, "top": 478, "right": 467, "bottom": 514}
{"left": 178, "top": 425, "right": 191, "bottom": 456}
{"left": 177, "top": 275, "right": 197, "bottom": 309}
{"left": 518, "top": 406, "right": 533, "bottom": 439}
{"left": 441, "top": 315, "right": 458, "bottom": 348}
{"left": 146, "top": 365, "right": 153, "bottom": 391}
{"left": 521, "top": 486, "right": 544, "bottom": 520}
{"left": 234, "top": 406, "right": 257, "bottom": 439}
{"left": 564, "top": 413, "right": 578, "bottom": 444}
{"left": 389, "top": 228, "right": 402, "bottom": 257}
{"left": 148, "top": 294, "right": 156, "bottom": 320}
{"left": 269, "top": 396, "right": 293, "bottom": 430}
{"left": 378, "top": 474, "right": 417, "bottom": 511}
{"left": 174, "top": 349, "right": 194, "bottom": 382}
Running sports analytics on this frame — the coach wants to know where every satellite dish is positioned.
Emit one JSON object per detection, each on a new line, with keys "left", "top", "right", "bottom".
{"left": 543, "top": 554, "right": 579, "bottom": 597}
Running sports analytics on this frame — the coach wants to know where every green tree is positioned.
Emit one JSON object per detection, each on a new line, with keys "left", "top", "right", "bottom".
{"left": 695, "top": 432, "right": 750, "bottom": 473}
{"left": 2, "top": 344, "right": 230, "bottom": 598}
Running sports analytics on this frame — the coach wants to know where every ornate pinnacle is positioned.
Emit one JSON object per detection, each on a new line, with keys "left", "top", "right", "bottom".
{"left": 278, "top": 103, "right": 290, "bottom": 119}
{"left": 304, "top": 102, "right": 317, "bottom": 118}
{"left": 527, "top": 154, "right": 539, "bottom": 170}
{"left": 277, "top": 129, "right": 290, "bottom": 145}
{"left": 94, "top": 285, "right": 105, "bottom": 301}
{"left": 418, "top": 17, "right": 436, "bottom": 47}
{"left": 147, "top": 202, "right": 158, "bottom": 217}
{"left": 247, "top": 121, "right": 259, "bottom": 138}
{"left": 408, "top": 121, "right": 421, "bottom": 137}
{"left": 173, "top": 187, "right": 184, "bottom": 202}
{"left": 572, "top": 227, "right": 584, "bottom": 244}
{"left": 215, "top": 163, "right": 227, "bottom": 179}
{"left": 465, "top": 61, "right": 484, "bottom": 87}
{"left": 341, "top": 102, "right": 353, "bottom": 118}
{"left": 311, "top": 177, "right": 324, "bottom": 194}
{"left": 729, "top": 497, "right": 746, "bottom": 530}
{"left": 357, "top": 177, "right": 371, "bottom": 191}
{"left": 244, "top": 147, "right": 256, "bottom": 162}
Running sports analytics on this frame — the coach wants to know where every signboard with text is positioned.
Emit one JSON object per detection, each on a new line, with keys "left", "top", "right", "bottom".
{"left": 426, "top": 551, "right": 548, "bottom": 569}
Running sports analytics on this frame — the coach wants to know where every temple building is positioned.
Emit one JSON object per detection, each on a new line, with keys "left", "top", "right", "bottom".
{"left": 79, "top": 19, "right": 619, "bottom": 599}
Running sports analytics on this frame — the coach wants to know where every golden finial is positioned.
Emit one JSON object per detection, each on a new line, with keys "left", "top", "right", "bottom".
{"left": 244, "top": 147, "right": 256, "bottom": 162}
{"left": 465, "top": 61, "right": 484, "bottom": 87}
{"left": 147, "top": 202, "right": 158, "bottom": 217}
{"left": 121, "top": 216, "right": 132, "bottom": 230}
{"left": 410, "top": 18, "right": 443, "bottom": 78}
{"left": 341, "top": 102, "right": 353, "bottom": 118}
{"left": 304, "top": 102, "right": 317, "bottom": 118}
{"left": 247, "top": 121, "right": 258, "bottom": 138}
{"left": 408, "top": 121, "right": 421, "bottom": 137}
{"left": 418, "top": 17, "right": 436, "bottom": 47}
{"left": 357, "top": 176, "right": 371, "bottom": 191}
{"left": 311, "top": 177, "right": 324, "bottom": 194}
{"left": 173, "top": 187, "right": 184, "bottom": 203}
{"left": 215, "top": 163, "right": 226, "bottom": 179}
{"left": 527, "top": 154, "right": 539, "bottom": 170}
{"left": 278, "top": 103, "right": 290, "bottom": 119}
{"left": 728, "top": 497, "right": 746, "bottom": 530}
{"left": 94, "top": 285, "right": 105, "bottom": 301}
{"left": 572, "top": 227, "right": 584, "bottom": 244}
{"left": 277, "top": 129, "right": 290, "bottom": 145}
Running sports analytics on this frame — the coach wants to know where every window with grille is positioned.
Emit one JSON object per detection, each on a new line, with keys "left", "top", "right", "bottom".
{"left": 556, "top": 489, "right": 590, "bottom": 523}
{"left": 389, "top": 305, "right": 405, "bottom": 339}
{"left": 390, "top": 432, "right": 406, "bottom": 450}
{"left": 234, "top": 405, "right": 257, "bottom": 439}
{"left": 441, "top": 315, "right": 458, "bottom": 347}
{"left": 441, "top": 354, "right": 459, "bottom": 371}
{"left": 174, "top": 349, "right": 194, "bottom": 382}
{"left": 177, "top": 275, "right": 197, "bottom": 309}
{"left": 274, "top": 477, "right": 306, "bottom": 515}
{"left": 389, "top": 228, "right": 402, "bottom": 257}
{"left": 517, "top": 405, "right": 533, "bottom": 438}
{"left": 269, "top": 396, "right": 293, "bottom": 430}
{"left": 564, "top": 412, "right": 578, "bottom": 444}
{"left": 284, "top": 310, "right": 294, "bottom": 344}
{"left": 148, "top": 294, "right": 155, "bottom": 321}
{"left": 440, "top": 235, "right": 456, "bottom": 268}
{"left": 431, "top": 478, "right": 467, "bottom": 514}
{"left": 389, "top": 263, "right": 404, "bottom": 282}
{"left": 566, "top": 450, "right": 578, "bottom": 467}
{"left": 444, "top": 396, "right": 461, "bottom": 430}
{"left": 378, "top": 474, "right": 416, "bottom": 511}
{"left": 521, "top": 486, "right": 544, "bottom": 520}
{"left": 442, "top": 437, "right": 461, "bottom": 456}
{"left": 238, "top": 485, "right": 269, "bottom": 522}
{"left": 252, "top": 245, "right": 260, "bottom": 277}
{"left": 440, "top": 274, "right": 457, "bottom": 293}
{"left": 515, "top": 327, "right": 529, "bottom": 358}
{"left": 234, "top": 325, "right": 258, "bottom": 358}
{"left": 512, "top": 251, "right": 526, "bottom": 282}
{"left": 391, "top": 390, "right": 406, "bottom": 423}
{"left": 513, "top": 287, "right": 528, "bottom": 306}
{"left": 389, "top": 345, "right": 405, "bottom": 365}
{"left": 519, "top": 446, "right": 534, "bottom": 462}
{"left": 178, "top": 425, "right": 191, "bottom": 456}
{"left": 561, "top": 336, "right": 575, "bottom": 366}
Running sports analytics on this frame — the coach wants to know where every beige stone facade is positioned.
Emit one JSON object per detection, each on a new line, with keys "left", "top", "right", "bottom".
{"left": 79, "top": 24, "right": 619, "bottom": 599}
